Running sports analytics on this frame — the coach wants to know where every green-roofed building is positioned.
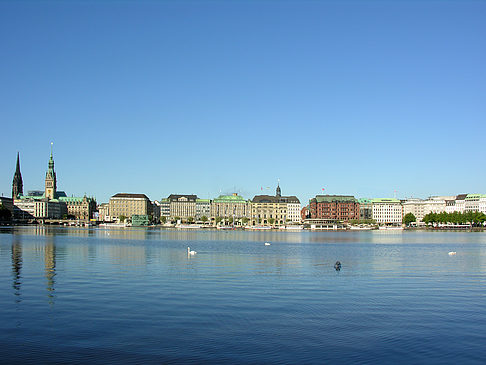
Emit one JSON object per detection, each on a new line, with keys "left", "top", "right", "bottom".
{"left": 59, "top": 195, "right": 96, "bottom": 220}
{"left": 358, "top": 198, "right": 373, "bottom": 220}
{"left": 211, "top": 193, "right": 249, "bottom": 219}
{"left": 371, "top": 198, "right": 403, "bottom": 225}
{"left": 309, "top": 195, "right": 360, "bottom": 222}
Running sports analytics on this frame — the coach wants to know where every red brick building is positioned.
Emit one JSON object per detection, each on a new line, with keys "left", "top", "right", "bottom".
{"left": 309, "top": 195, "right": 360, "bottom": 222}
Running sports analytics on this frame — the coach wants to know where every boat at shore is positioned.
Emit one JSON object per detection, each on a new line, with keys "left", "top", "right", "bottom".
{"left": 99, "top": 222, "right": 131, "bottom": 228}
{"left": 349, "top": 226, "right": 374, "bottom": 230}
{"left": 378, "top": 226, "right": 404, "bottom": 231}
{"left": 245, "top": 226, "right": 272, "bottom": 230}
{"left": 175, "top": 224, "right": 202, "bottom": 229}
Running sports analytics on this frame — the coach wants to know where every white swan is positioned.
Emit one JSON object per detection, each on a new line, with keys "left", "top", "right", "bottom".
{"left": 187, "top": 247, "right": 197, "bottom": 256}
{"left": 448, "top": 251, "right": 456, "bottom": 256}
{"left": 264, "top": 242, "right": 271, "bottom": 246}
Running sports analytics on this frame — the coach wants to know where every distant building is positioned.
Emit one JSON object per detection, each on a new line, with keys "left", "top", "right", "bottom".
{"left": 13, "top": 197, "right": 62, "bottom": 220}
{"left": 465, "top": 194, "right": 481, "bottom": 212}
{"left": 59, "top": 195, "right": 96, "bottom": 220}
{"left": 402, "top": 199, "right": 426, "bottom": 222}
{"left": 309, "top": 195, "right": 360, "bottom": 222}
{"left": 196, "top": 199, "right": 211, "bottom": 220}
{"left": 250, "top": 183, "right": 300, "bottom": 226}
{"left": 480, "top": 195, "right": 486, "bottom": 214}
{"left": 109, "top": 193, "right": 152, "bottom": 220}
{"left": 371, "top": 198, "right": 403, "bottom": 225}
{"left": 159, "top": 198, "right": 170, "bottom": 218}
{"left": 454, "top": 194, "right": 467, "bottom": 213}
{"left": 358, "top": 198, "right": 373, "bottom": 220}
{"left": 97, "top": 203, "right": 110, "bottom": 221}
{"left": 301, "top": 206, "right": 310, "bottom": 221}
{"left": 167, "top": 194, "right": 197, "bottom": 219}
{"left": 211, "top": 193, "right": 249, "bottom": 220}
{"left": 152, "top": 201, "right": 161, "bottom": 221}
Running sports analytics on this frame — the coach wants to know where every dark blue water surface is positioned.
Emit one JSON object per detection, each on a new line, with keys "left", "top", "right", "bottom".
{"left": 1, "top": 226, "right": 485, "bottom": 364}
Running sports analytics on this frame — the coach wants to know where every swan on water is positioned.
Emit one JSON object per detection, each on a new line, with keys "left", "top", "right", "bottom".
{"left": 448, "top": 251, "right": 456, "bottom": 256}
{"left": 187, "top": 247, "right": 197, "bottom": 255}
{"left": 264, "top": 242, "right": 271, "bottom": 246}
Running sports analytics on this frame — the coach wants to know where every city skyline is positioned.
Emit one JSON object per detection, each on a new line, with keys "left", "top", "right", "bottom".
{"left": 1, "top": 1, "right": 485, "bottom": 203}
{"left": 4, "top": 147, "right": 482, "bottom": 205}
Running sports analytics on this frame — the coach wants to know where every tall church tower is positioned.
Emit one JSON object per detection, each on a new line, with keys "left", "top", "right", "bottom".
{"left": 276, "top": 180, "right": 281, "bottom": 197}
{"left": 12, "top": 152, "right": 23, "bottom": 199}
{"left": 45, "top": 143, "right": 57, "bottom": 200}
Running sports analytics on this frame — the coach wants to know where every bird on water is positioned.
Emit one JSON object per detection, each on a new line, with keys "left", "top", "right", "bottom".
{"left": 187, "top": 247, "right": 197, "bottom": 256}
{"left": 334, "top": 261, "right": 342, "bottom": 271}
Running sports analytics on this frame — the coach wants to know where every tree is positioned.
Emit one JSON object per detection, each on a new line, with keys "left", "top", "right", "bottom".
{"left": 268, "top": 218, "right": 275, "bottom": 225}
{"left": 228, "top": 217, "right": 234, "bottom": 224}
{"left": 215, "top": 216, "right": 222, "bottom": 224}
{"left": 0, "top": 206, "right": 11, "bottom": 221}
{"left": 119, "top": 215, "right": 126, "bottom": 223}
{"left": 241, "top": 217, "right": 249, "bottom": 225}
{"left": 188, "top": 217, "right": 194, "bottom": 223}
{"left": 403, "top": 213, "right": 416, "bottom": 226}
{"left": 201, "top": 216, "right": 208, "bottom": 222}
{"left": 160, "top": 216, "right": 167, "bottom": 224}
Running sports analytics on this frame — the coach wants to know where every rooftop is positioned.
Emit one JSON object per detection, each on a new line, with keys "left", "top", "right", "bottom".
{"left": 313, "top": 195, "right": 357, "bottom": 203}
{"left": 371, "top": 198, "right": 401, "bottom": 203}
{"left": 111, "top": 193, "right": 150, "bottom": 200}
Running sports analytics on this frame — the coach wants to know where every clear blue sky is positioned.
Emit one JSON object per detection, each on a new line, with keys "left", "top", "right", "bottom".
{"left": 1, "top": 0, "right": 485, "bottom": 204}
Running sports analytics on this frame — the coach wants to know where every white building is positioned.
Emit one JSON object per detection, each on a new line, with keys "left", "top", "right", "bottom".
{"left": 480, "top": 195, "right": 486, "bottom": 214}
{"left": 286, "top": 202, "right": 302, "bottom": 223}
{"left": 454, "top": 194, "right": 467, "bottom": 213}
{"left": 402, "top": 199, "right": 426, "bottom": 222}
{"left": 465, "top": 194, "right": 481, "bottom": 212}
{"left": 372, "top": 198, "right": 403, "bottom": 225}
{"left": 14, "top": 198, "right": 62, "bottom": 219}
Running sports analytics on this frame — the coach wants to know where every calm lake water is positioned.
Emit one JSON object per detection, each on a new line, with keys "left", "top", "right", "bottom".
{"left": 1, "top": 226, "right": 485, "bottom": 364}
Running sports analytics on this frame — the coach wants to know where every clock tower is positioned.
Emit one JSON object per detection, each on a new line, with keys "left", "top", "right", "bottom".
{"left": 45, "top": 143, "right": 57, "bottom": 200}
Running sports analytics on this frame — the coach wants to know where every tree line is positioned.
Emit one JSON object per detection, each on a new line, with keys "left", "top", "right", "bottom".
{"left": 422, "top": 211, "right": 486, "bottom": 226}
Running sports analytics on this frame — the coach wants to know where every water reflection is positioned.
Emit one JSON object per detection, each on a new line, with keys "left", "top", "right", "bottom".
{"left": 11, "top": 236, "right": 22, "bottom": 302}
{"left": 44, "top": 236, "right": 56, "bottom": 305}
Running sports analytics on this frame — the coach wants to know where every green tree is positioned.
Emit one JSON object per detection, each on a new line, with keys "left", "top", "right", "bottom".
{"left": 188, "top": 217, "right": 194, "bottom": 223}
{"left": 119, "top": 215, "right": 126, "bottom": 223}
{"left": 268, "top": 218, "right": 275, "bottom": 225}
{"left": 228, "top": 217, "right": 234, "bottom": 224}
{"left": 403, "top": 213, "right": 416, "bottom": 226}
{"left": 215, "top": 216, "right": 222, "bottom": 224}
{"left": 201, "top": 216, "right": 208, "bottom": 222}
{"left": 160, "top": 216, "right": 167, "bottom": 224}
{"left": 241, "top": 217, "right": 249, "bottom": 225}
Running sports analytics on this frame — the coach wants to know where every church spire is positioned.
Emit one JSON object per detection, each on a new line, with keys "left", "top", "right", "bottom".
{"left": 276, "top": 179, "right": 281, "bottom": 197}
{"left": 12, "top": 152, "right": 23, "bottom": 198}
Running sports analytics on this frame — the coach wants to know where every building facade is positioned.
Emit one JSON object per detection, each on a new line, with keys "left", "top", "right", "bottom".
{"left": 211, "top": 193, "right": 249, "bottom": 220}
{"left": 97, "top": 203, "right": 110, "bottom": 221}
{"left": 250, "top": 184, "right": 300, "bottom": 226}
{"left": 109, "top": 193, "right": 152, "bottom": 220}
{"left": 358, "top": 198, "right": 373, "bottom": 220}
{"left": 371, "top": 198, "right": 403, "bottom": 225}
{"left": 59, "top": 195, "right": 96, "bottom": 220}
{"left": 309, "top": 195, "right": 360, "bottom": 222}
{"left": 167, "top": 194, "right": 197, "bottom": 219}
{"left": 196, "top": 199, "right": 211, "bottom": 219}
